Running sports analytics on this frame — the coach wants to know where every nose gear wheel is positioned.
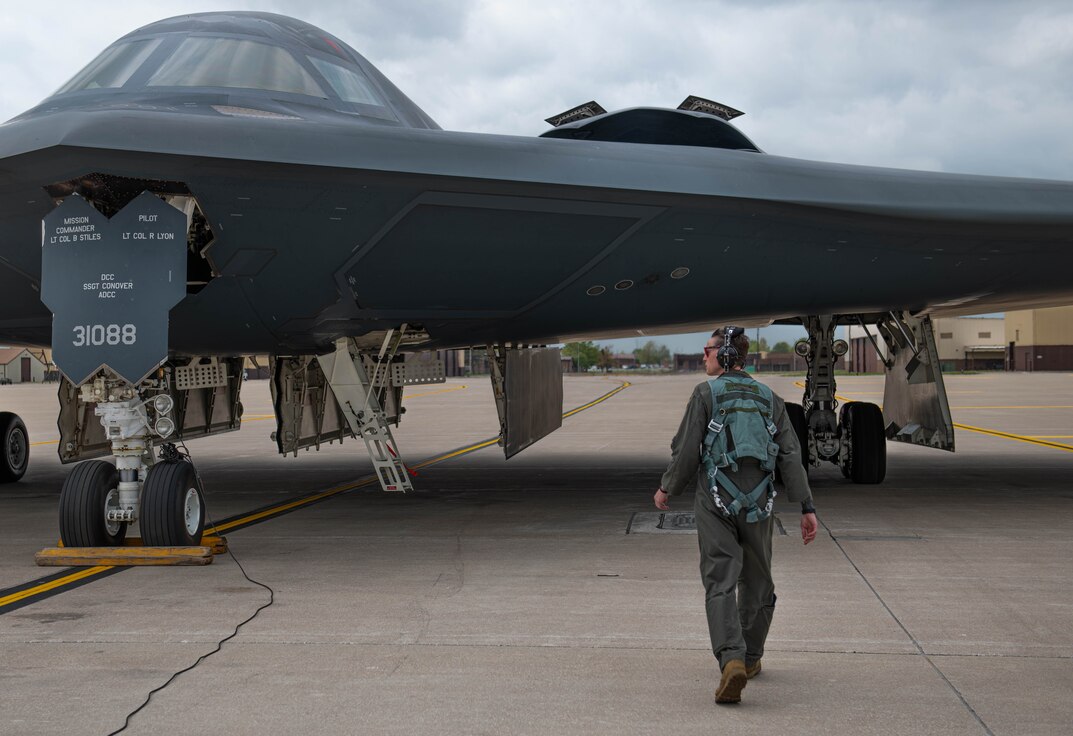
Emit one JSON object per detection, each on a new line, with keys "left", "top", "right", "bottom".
{"left": 58, "top": 460, "right": 127, "bottom": 547}
{"left": 141, "top": 460, "right": 206, "bottom": 546}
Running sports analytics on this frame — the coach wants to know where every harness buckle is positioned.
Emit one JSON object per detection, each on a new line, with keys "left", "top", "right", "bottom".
{"left": 708, "top": 468, "right": 732, "bottom": 517}
{"left": 707, "top": 418, "right": 725, "bottom": 434}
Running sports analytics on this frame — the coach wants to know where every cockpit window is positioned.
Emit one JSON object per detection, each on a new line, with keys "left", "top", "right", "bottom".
{"left": 307, "top": 56, "right": 383, "bottom": 106}
{"left": 147, "top": 37, "right": 326, "bottom": 97}
{"left": 54, "top": 38, "right": 162, "bottom": 94}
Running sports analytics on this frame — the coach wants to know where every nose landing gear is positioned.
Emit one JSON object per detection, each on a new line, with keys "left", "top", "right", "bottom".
{"left": 56, "top": 372, "right": 204, "bottom": 547}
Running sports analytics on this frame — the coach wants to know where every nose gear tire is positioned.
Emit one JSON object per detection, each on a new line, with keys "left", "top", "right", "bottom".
{"left": 58, "top": 460, "right": 127, "bottom": 546}
{"left": 141, "top": 461, "right": 206, "bottom": 546}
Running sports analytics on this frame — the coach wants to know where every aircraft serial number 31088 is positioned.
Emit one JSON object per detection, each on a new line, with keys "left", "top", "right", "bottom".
{"left": 1, "top": 12, "right": 1071, "bottom": 547}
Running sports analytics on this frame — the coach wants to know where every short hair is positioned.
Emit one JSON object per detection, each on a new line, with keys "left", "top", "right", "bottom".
{"left": 711, "top": 327, "right": 750, "bottom": 367}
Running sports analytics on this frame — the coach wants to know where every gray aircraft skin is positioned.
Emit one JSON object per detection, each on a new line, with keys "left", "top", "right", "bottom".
{"left": 2, "top": 10, "right": 1073, "bottom": 357}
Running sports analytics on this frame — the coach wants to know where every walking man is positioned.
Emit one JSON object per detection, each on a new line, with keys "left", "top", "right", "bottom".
{"left": 654, "top": 326, "right": 817, "bottom": 704}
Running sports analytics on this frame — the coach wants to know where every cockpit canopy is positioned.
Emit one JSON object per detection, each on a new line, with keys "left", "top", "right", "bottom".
{"left": 42, "top": 11, "right": 440, "bottom": 129}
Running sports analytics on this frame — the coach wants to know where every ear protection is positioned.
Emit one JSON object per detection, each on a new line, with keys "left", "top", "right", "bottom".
{"left": 717, "top": 326, "right": 745, "bottom": 370}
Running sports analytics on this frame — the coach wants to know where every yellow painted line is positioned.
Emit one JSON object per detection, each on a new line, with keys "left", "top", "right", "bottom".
{"left": 1027, "top": 435, "right": 1073, "bottom": 439}
{"left": 949, "top": 405, "right": 1073, "bottom": 410}
{"left": 952, "top": 423, "right": 1073, "bottom": 453}
{"left": 31, "top": 439, "right": 58, "bottom": 446}
{"left": 404, "top": 384, "right": 468, "bottom": 399}
{"left": 207, "top": 479, "right": 375, "bottom": 535}
{"left": 834, "top": 390, "right": 982, "bottom": 396}
{"left": 0, "top": 566, "right": 113, "bottom": 608}
{"left": 412, "top": 438, "right": 500, "bottom": 467}
{"left": 563, "top": 380, "right": 631, "bottom": 418}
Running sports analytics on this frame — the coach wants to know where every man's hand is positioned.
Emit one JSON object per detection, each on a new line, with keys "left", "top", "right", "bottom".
{"left": 654, "top": 488, "right": 670, "bottom": 510}
{"left": 801, "top": 512, "right": 818, "bottom": 545}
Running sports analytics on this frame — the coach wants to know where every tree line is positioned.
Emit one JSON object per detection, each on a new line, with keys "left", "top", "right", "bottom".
{"left": 562, "top": 338, "right": 795, "bottom": 371}
{"left": 561, "top": 339, "right": 672, "bottom": 371}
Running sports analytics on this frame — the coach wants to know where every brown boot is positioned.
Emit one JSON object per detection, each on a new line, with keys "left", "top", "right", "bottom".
{"left": 745, "top": 660, "right": 762, "bottom": 679}
{"left": 715, "top": 659, "right": 747, "bottom": 704}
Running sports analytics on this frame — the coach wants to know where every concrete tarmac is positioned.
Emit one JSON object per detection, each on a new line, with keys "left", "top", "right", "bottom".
{"left": 1, "top": 372, "right": 1072, "bottom": 735}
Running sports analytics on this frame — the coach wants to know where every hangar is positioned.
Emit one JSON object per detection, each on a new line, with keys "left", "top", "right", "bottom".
{"left": 1006, "top": 305, "right": 1073, "bottom": 371}
{"left": 0, "top": 347, "right": 45, "bottom": 384}
{"left": 848, "top": 316, "right": 1005, "bottom": 372}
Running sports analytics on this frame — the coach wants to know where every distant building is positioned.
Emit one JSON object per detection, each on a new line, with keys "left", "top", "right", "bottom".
{"left": 610, "top": 352, "right": 637, "bottom": 369}
{"left": 674, "top": 350, "right": 817, "bottom": 373}
{"left": 408, "top": 348, "right": 474, "bottom": 377}
{"left": 674, "top": 352, "right": 704, "bottom": 373}
{"left": 0, "top": 347, "right": 46, "bottom": 383}
{"left": 934, "top": 317, "right": 1006, "bottom": 370}
{"left": 752, "top": 351, "right": 818, "bottom": 372}
{"left": 1006, "top": 306, "right": 1073, "bottom": 371}
{"left": 243, "top": 355, "right": 272, "bottom": 380}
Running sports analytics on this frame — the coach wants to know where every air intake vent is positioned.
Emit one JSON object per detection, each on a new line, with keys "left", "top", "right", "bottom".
{"left": 677, "top": 96, "right": 744, "bottom": 121}
{"left": 545, "top": 101, "right": 608, "bottom": 127}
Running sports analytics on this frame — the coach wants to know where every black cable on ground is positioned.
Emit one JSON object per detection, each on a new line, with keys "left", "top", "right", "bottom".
{"left": 106, "top": 443, "right": 275, "bottom": 736}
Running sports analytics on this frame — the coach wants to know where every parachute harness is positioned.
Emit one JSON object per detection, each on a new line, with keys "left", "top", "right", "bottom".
{"left": 702, "top": 375, "right": 779, "bottom": 523}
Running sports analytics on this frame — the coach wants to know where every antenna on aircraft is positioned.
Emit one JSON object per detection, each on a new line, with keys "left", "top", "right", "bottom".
{"left": 545, "top": 101, "right": 608, "bottom": 127}
{"left": 677, "top": 96, "right": 744, "bottom": 121}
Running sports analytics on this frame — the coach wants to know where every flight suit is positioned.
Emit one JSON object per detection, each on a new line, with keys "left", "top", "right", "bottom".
{"left": 661, "top": 370, "right": 812, "bottom": 668}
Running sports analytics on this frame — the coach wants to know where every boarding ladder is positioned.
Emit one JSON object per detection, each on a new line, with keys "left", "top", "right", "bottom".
{"left": 317, "top": 335, "right": 413, "bottom": 492}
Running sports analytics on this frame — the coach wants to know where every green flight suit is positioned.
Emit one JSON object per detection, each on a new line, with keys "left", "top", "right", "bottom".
{"left": 661, "top": 370, "right": 813, "bottom": 668}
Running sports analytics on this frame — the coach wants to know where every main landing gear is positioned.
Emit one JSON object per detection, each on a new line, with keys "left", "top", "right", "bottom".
{"left": 790, "top": 311, "right": 955, "bottom": 484}
{"left": 0, "top": 411, "right": 29, "bottom": 483}
{"left": 794, "top": 314, "right": 886, "bottom": 484}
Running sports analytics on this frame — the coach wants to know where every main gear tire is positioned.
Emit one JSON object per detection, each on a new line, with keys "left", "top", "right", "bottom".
{"left": 58, "top": 460, "right": 127, "bottom": 546}
{"left": 840, "top": 402, "right": 886, "bottom": 484}
{"left": 784, "top": 402, "right": 809, "bottom": 471}
{"left": 141, "top": 461, "right": 205, "bottom": 546}
{"left": 0, "top": 412, "right": 29, "bottom": 483}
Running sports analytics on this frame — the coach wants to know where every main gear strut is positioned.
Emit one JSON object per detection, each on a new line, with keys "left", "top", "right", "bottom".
{"left": 796, "top": 314, "right": 886, "bottom": 483}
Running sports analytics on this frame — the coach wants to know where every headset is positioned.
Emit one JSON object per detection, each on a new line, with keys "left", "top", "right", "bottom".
{"left": 717, "top": 325, "right": 746, "bottom": 371}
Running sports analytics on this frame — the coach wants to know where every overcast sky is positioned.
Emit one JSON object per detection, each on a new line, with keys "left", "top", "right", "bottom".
{"left": 2, "top": 1, "right": 1068, "bottom": 353}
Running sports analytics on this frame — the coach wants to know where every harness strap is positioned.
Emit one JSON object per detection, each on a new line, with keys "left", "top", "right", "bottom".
{"left": 716, "top": 390, "right": 772, "bottom": 408}
{"left": 710, "top": 469, "right": 777, "bottom": 523}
